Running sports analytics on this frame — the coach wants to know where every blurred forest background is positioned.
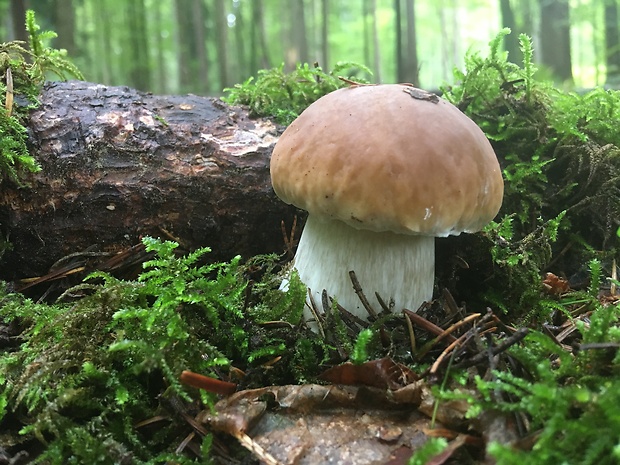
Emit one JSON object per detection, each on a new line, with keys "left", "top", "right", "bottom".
{"left": 1, "top": 0, "right": 619, "bottom": 95}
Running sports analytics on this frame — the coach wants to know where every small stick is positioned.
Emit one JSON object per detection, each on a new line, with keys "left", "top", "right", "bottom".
{"left": 441, "top": 288, "right": 461, "bottom": 318}
{"left": 280, "top": 216, "right": 297, "bottom": 259}
{"left": 428, "top": 320, "right": 498, "bottom": 375}
{"left": 180, "top": 370, "right": 237, "bottom": 396}
{"left": 454, "top": 328, "right": 529, "bottom": 369}
{"left": 338, "top": 76, "right": 372, "bottom": 87}
{"left": 235, "top": 432, "right": 284, "bottom": 465}
{"left": 374, "top": 292, "right": 391, "bottom": 313}
{"left": 487, "top": 308, "right": 519, "bottom": 335}
{"left": 403, "top": 309, "right": 457, "bottom": 341}
{"left": 429, "top": 332, "right": 469, "bottom": 375}
{"left": 404, "top": 311, "right": 416, "bottom": 354}
{"left": 175, "top": 431, "right": 195, "bottom": 454}
{"left": 415, "top": 313, "right": 481, "bottom": 360}
{"left": 306, "top": 288, "right": 325, "bottom": 338}
{"left": 576, "top": 341, "right": 620, "bottom": 351}
{"left": 321, "top": 288, "right": 331, "bottom": 314}
{"left": 332, "top": 298, "right": 370, "bottom": 330}
{"left": 349, "top": 270, "right": 379, "bottom": 319}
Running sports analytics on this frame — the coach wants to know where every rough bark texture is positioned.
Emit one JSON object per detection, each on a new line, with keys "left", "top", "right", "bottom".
{"left": 0, "top": 81, "right": 300, "bottom": 279}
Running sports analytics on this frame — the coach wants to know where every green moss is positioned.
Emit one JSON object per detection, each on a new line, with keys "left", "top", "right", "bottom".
{"left": 222, "top": 61, "right": 370, "bottom": 125}
{"left": 481, "top": 308, "right": 620, "bottom": 464}
{"left": 441, "top": 30, "right": 619, "bottom": 321}
{"left": 0, "top": 10, "right": 83, "bottom": 186}
{"left": 0, "top": 237, "right": 317, "bottom": 463}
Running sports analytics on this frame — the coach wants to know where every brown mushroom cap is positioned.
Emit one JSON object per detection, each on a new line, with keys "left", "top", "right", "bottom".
{"left": 270, "top": 84, "right": 504, "bottom": 237}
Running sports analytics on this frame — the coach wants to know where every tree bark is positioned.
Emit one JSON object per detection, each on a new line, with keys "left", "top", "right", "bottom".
{"left": 191, "top": 0, "right": 210, "bottom": 95}
{"left": 0, "top": 81, "right": 299, "bottom": 280}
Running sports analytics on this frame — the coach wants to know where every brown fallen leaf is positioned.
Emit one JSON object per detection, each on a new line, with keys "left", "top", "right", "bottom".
{"left": 425, "top": 434, "right": 468, "bottom": 465}
{"left": 542, "top": 272, "right": 571, "bottom": 295}
{"left": 203, "top": 383, "right": 436, "bottom": 464}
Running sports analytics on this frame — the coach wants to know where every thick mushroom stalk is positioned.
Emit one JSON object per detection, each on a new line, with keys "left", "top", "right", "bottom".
{"left": 294, "top": 215, "right": 434, "bottom": 320}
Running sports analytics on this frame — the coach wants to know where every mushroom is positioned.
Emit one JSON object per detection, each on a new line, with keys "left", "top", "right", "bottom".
{"left": 270, "top": 84, "right": 504, "bottom": 323}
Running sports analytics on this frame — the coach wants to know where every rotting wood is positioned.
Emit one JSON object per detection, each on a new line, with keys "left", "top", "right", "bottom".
{"left": 0, "top": 80, "right": 302, "bottom": 281}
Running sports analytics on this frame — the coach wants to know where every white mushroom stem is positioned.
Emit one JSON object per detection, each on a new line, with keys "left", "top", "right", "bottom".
{"left": 291, "top": 215, "right": 435, "bottom": 322}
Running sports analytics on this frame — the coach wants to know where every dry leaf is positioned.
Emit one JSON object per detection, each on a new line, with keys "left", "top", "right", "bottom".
{"left": 204, "top": 383, "right": 439, "bottom": 464}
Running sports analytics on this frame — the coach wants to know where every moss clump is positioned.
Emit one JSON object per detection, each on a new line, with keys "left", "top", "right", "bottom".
{"left": 439, "top": 30, "right": 620, "bottom": 321}
{"left": 0, "top": 10, "right": 83, "bottom": 185}
{"left": 222, "top": 61, "right": 370, "bottom": 125}
{"left": 437, "top": 262, "right": 620, "bottom": 465}
{"left": 0, "top": 237, "right": 314, "bottom": 463}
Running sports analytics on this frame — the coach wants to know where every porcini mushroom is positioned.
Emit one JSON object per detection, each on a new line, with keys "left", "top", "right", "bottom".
{"left": 270, "top": 84, "right": 503, "bottom": 322}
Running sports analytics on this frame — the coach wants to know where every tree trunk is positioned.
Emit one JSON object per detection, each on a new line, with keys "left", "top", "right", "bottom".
{"left": 371, "top": 0, "right": 382, "bottom": 82}
{"left": 52, "top": 0, "right": 76, "bottom": 57}
{"left": 233, "top": 0, "right": 247, "bottom": 81}
{"left": 127, "top": 0, "right": 151, "bottom": 91}
{"left": 321, "top": 0, "right": 329, "bottom": 68}
{"left": 250, "top": 0, "right": 271, "bottom": 74}
{"left": 214, "top": 0, "right": 230, "bottom": 89}
{"left": 153, "top": 2, "right": 168, "bottom": 93}
{"left": 404, "top": 0, "right": 419, "bottom": 86}
{"left": 521, "top": 0, "right": 536, "bottom": 38}
{"left": 175, "top": 0, "right": 197, "bottom": 93}
{"left": 286, "top": 0, "right": 309, "bottom": 68}
{"left": 539, "top": 0, "right": 573, "bottom": 83}
{"left": 191, "top": 0, "right": 209, "bottom": 94}
{"left": 395, "top": 0, "right": 404, "bottom": 82}
{"left": 0, "top": 81, "right": 299, "bottom": 281}
{"left": 605, "top": 0, "right": 620, "bottom": 87}
{"left": 500, "top": 0, "right": 521, "bottom": 64}
{"left": 362, "top": 0, "right": 371, "bottom": 71}
{"left": 92, "top": 0, "right": 113, "bottom": 84}
{"left": 9, "top": 0, "right": 28, "bottom": 42}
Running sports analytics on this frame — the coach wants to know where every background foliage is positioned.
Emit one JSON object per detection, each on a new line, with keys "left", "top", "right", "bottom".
{"left": 0, "top": 0, "right": 619, "bottom": 95}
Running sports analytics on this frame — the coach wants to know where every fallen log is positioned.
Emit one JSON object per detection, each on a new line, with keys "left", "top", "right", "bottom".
{"left": 0, "top": 81, "right": 301, "bottom": 281}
